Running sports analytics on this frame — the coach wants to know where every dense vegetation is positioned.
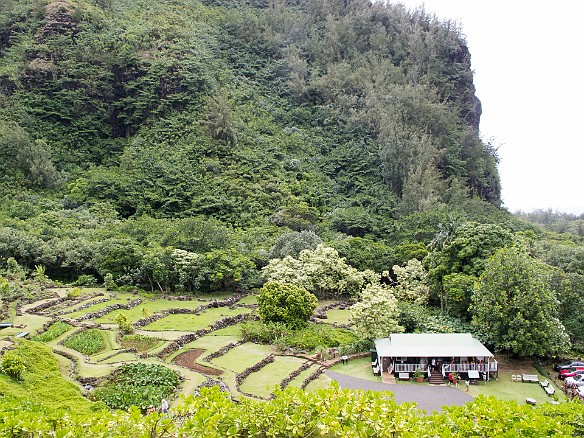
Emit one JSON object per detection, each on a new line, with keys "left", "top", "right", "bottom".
{"left": 1, "top": 0, "right": 584, "bottom": 430}
{"left": 63, "top": 328, "right": 106, "bottom": 355}
{"left": 0, "top": 0, "right": 507, "bottom": 286}
{"left": 89, "top": 363, "right": 181, "bottom": 411}
{"left": 2, "top": 383, "right": 584, "bottom": 436}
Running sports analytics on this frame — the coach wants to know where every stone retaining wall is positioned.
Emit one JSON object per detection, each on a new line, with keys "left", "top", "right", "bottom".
{"left": 203, "top": 341, "right": 244, "bottom": 363}
{"left": 133, "top": 294, "right": 245, "bottom": 328}
{"left": 155, "top": 313, "right": 251, "bottom": 358}
{"left": 278, "top": 361, "right": 313, "bottom": 390}
{"left": 235, "top": 354, "right": 275, "bottom": 399}
{"left": 74, "top": 299, "right": 142, "bottom": 322}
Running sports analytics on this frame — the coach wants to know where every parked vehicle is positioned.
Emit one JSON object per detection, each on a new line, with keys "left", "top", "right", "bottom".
{"left": 560, "top": 369, "right": 584, "bottom": 379}
{"left": 565, "top": 375, "right": 584, "bottom": 387}
{"left": 559, "top": 366, "right": 584, "bottom": 374}
{"left": 554, "top": 361, "right": 584, "bottom": 371}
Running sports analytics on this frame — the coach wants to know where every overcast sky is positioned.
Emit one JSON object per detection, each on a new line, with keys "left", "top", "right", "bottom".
{"left": 395, "top": 0, "right": 584, "bottom": 214}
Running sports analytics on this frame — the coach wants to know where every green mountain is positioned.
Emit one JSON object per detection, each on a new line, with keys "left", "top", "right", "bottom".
{"left": 1, "top": 0, "right": 499, "bottom": 216}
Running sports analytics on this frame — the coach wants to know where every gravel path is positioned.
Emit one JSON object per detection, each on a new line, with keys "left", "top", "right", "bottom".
{"left": 325, "top": 370, "right": 473, "bottom": 413}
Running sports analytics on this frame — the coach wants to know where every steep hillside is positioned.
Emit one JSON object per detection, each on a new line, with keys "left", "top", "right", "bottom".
{"left": 1, "top": 0, "right": 499, "bottom": 221}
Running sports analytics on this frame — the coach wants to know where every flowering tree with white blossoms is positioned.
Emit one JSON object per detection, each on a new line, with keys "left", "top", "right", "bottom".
{"left": 350, "top": 283, "right": 403, "bottom": 339}
{"left": 390, "top": 258, "right": 429, "bottom": 306}
{"left": 263, "top": 244, "right": 375, "bottom": 298}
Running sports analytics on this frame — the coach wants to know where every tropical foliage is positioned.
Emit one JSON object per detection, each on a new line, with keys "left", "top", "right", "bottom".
{"left": 89, "top": 363, "right": 180, "bottom": 411}
{"left": 63, "top": 329, "right": 106, "bottom": 355}
{"left": 472, "top": 245, "right": 570, "bottom": 356}
{"left": 0, "top": 384, "right": 583, "bottom": 436}
{"left": 257, "top": 281, "right": 317, "bottom": 328}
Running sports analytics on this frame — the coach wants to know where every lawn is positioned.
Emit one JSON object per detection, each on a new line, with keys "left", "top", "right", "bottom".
{"left": 285, "top": 364, "right": 323, "bottom": 388}
{"left": 2, "top": 313, "right": 52, "bottom": 337}
{"left": 59, "top": 295, "right": 135, "bottom": 320}
{"left": 324, "top": 309, "right": 353, "bottom": 326}
{"left": 166, "top": 335, "right": 241, "bottom": 363}
{"left": 211, "top": 323, "right": 245, "bottom": 336}
{"left": 43, "top": 293, "right": 111, "bottom": 316}
{"left": 101, "top": 352, "right": 140, "bottom": 364}
{"left": 143, "top": 307, "right": 251, "bottom": 331}
{"left": 329, "top": 357, "right": 381, "bottom": 382}
{"left": 94, "top": 299, "right": 211, "bottom": 324}
{"left": 304, "top": 374, "right": 333, "bottom": 392}
{"left": 239, "top": 356, "right": 306, "bottom": 398}
{"left": 463, "top": 369, "right": 565, "bottom": 405}
{"left": 211, "top": 342, "right": 275, "bottom": 373}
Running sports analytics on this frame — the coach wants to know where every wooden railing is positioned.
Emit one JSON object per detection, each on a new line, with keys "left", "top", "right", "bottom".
{"left": 442, "top": 361, "right": 498, "bottom": 374}
{"left": 392, "top": 361, "right": 497, "bottom": 375}
{"left": 393, "top": 363, "right": 429, "bottom": 373}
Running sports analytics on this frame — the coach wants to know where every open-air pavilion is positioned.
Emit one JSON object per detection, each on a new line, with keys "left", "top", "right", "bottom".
{"left": 374, "top": 333, "right": 497, "bottom": 380}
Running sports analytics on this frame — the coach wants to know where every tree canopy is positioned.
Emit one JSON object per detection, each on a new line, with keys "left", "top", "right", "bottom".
{"left": 471, "top": 245, "right": 570, "bottom": 357}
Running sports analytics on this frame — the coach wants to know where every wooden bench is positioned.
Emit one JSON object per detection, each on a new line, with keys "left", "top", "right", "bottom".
{"left": 522, "top": 374, "right": 539, "bottom": 383}
{"left": 540, "top": 379, "right": 549, "bottom": 388}
{"left": 398, "top": 372, "right": 410, "bottom": 380}
{"left": 526, "top": 398, "right": 536, "bottom": 405}
{"left": 15, "top": 331, "right": 29, "bottom": 339}
{"left": 545, "top": 385, "right": 556, "bottom": 396}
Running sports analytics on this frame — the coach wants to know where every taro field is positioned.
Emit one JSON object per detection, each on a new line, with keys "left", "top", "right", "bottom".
{"left": 10, "top": 288, "right": 354, "bottom": 404}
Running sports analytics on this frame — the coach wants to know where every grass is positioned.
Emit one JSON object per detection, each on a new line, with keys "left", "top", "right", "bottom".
{"left": 329, "top": 357, "right": 381, "bottom": 382}
{"left": 2, "top": 313, "right": 52, "bottom": 337}
{"left": 239, "top": 356, "right": 306, "bottom": 398}
{"left": 462, "top": 369, "right": 565, "bottom": 405}
{"left": 211, "top": 323, "right": 245, "bottom": 336}
{"left": 0, "top": 341, "right": 99, "bottom": 415}
{"left": 237, "top": 294, "right": 257, "bottom": 305}
{"left": 324, "top": 309, "right": 353, "bottom": 326}
{"left": 94, "top": 299, "right": 212, "bottom": 324}
{"left": 59, "top": 295, "right": 134, "bottom": 320}
{"left": 211, "top": 342, "right": 275, "bottom": 373}
{"left": 101, "top": 352, "right": 140, "bottom": 364}
{"left": 43, "top": 293, "right": 112, "bottom": 316}
{"left": 286, "top": 364, "right": 322, "bottom": 388}
{"left": 304, "top": 374, "right": 333, "bottom": 392}
{"left": 143, "top": 307, "right": 251, "bottom": 331}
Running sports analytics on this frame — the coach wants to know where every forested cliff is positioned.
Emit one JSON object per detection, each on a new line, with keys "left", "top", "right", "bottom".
{"left": 1, "top": 0, "right": 582, "bottom": 341}
{"left": 1, "top": 0, "right": 498, "bottom": 215}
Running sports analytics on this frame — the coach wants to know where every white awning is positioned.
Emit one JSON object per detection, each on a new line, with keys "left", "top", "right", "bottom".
{"left": 374, "top": 333, "right": 493, "bottom": 359}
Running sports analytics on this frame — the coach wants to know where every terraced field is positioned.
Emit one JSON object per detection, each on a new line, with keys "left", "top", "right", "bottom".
{"left": 15, "top": 288, "right": 349, "bottom": 405}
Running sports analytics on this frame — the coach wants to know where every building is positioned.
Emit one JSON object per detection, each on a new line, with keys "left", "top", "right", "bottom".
{"left": 373, "top": 333, "right": 497, "bottom": 379}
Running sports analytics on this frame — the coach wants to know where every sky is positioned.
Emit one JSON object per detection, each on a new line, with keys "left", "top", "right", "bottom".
{"left": 395, "top": 0, "right": 584, "bottom": 214}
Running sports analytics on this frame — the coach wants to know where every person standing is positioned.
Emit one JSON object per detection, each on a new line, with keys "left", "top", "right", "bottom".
{"left": 160, "top": 398, "right": 169, "bottom": 414}
{"left": 465, "top": 379, "right": 470, "bottom": 392}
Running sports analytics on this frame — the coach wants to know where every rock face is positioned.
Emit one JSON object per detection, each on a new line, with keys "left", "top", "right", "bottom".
{"left": 35, "top": 1, "right": 77, "bottom": 42}
{"left": 20, "top": 1, "right": 77, "bottom": 88}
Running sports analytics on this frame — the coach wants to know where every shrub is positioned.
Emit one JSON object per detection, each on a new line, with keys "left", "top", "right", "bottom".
{"left": 1, "top": 350, "right": 25, "bottom": 379}
{"left": 72, "top": 275, "right": 97, "bottom": 287}
{"left": 66, "top": 288, "right": 82, "bottom": 299}
{"left": 90, "top": 363, "right": 180, "bottom": 411}
{"left": 115, "top": 313, "right": 134, "bottom": 334}
{"left": 121, "top": 334, "right": 159, "bottom": 352}
{"left": 241, "top": 321, "right": 359, "bottom": 352}
{"left": 63, "top": 329, "right": 105, "bottom": 355}
{"left": 257, "top": 281, "right": 317, "bottom": 328}
{"left": 32, "top": 322, "right": 72, "bottom": 342}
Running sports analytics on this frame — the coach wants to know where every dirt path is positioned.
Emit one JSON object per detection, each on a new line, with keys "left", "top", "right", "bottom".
{"left": 173, "top": 349, "right": 223, "bottom": 375}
